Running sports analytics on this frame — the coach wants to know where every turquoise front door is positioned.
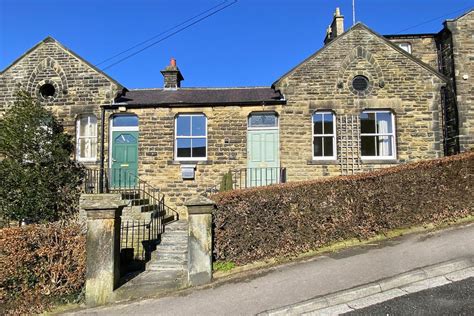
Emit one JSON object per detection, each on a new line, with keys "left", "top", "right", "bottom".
{"left": 247, "top": 129, "right": 279, "bottom": 187}
{"left": 111, "top": 131, "right": 139, "bottom": 188}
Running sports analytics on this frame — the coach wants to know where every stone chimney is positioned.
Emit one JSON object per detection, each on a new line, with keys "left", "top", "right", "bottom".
{"left": 324, "top": 7, "right": 345, "bottom": 45}
{"left": 161, "top": 58, "right": 184, "bottom": 89}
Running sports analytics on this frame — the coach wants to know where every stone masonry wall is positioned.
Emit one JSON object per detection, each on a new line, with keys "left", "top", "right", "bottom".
{"left": 386, "top": 35, "right": 439, "bottom": 70}
{"left": 446, "top": 11, "right": 474, "bottom": 151}
{"left": 274, "top": 25, "right": 446, "bottom": 182}
{"left": 0, "top": 26, "right": 458, "bottom": 217}
{"left": 0, "top": 37, "right": 121, "bottom": 166}
{"left": 103, "top": 104, "right": 283, "bottom": 216}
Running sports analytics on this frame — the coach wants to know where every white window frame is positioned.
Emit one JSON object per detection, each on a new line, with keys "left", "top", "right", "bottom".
{"left": 76, "top": 114, "right": 98, "bottom": 162}
{"left": 360, "top": 110, "right": 396, "bottom": 160}
{"left": 247, "top": 112, "right": 279, "bottom": 131}
{"left": 174, "top": 114, "right": 208, "bottom": 161}
{"left": 397, "top": 42, "right": 412, "bottom": 54}
{"left": 312, "top": 111, "right": 337, "bottom": 160}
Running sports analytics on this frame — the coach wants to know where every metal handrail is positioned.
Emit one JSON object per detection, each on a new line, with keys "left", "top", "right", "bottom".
{"left": 83, "top": 168, "right": 177, "bottom": 219}
{"left": 230, "top": 167, "right": 286, "bottom": 190}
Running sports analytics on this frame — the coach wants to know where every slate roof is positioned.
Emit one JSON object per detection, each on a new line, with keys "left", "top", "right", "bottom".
{"left": 114, "top": 87, "right": 285, "bottom": 107}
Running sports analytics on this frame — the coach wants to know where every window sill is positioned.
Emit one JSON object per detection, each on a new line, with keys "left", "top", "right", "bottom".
{"left": 168, "top": 160, "right": 213, "bottom": 165}
{"left": 307, "top": 159, "right": 338, "bottom": 165}
{"left": 361, "top": 159, "right": 398, "bottom": 164}
{"left": 77, "top": 159, "right": 99, "bottom": 164}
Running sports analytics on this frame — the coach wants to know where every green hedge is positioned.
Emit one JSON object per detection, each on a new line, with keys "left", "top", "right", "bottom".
{"left": 0, "top": 221, "right": 86, "bottom": 314}
{"left": 212, "top": 152, "right": 474, "bottom": 265}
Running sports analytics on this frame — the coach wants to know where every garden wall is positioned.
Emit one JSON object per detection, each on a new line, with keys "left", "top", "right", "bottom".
{"left": 0, "top": 221, "right": 85, "bottom": 315}
{"left": 212, "top": 152, "right": 474, "bottom": 265}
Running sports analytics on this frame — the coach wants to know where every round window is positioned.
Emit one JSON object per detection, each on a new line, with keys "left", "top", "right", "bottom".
{"left": 39, "top": 83, "right": 56, "bottom": 98}
{"left": 352, "top": 76, "right": 369, "bottom": 92}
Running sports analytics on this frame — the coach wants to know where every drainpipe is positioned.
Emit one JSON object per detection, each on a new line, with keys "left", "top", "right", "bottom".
{"left": 99, "top": 106, "right": 106, "bottom": 193}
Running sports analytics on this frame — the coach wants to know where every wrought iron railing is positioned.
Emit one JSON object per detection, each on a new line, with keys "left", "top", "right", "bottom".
{"left": 83, "top": 167, "right": 179, "bottom": 265}
{"left": 120, "top": 212, "right": 163, "bottom": 261}
{"left": 83, "top": 168, "right": 170, "bottom": 217}
{"left": 83, "top": 168, "right": 109, "bottom": 194}
{"left": 231, "top": 167, "right": 286, "bottom": 190}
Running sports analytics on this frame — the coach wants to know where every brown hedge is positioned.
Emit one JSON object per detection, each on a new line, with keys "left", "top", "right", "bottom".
{"left": 0, "top": 221, "right": 86, "bottom": 315}
{"left": 212, "top": 152, "right": 474, "bottom": 265}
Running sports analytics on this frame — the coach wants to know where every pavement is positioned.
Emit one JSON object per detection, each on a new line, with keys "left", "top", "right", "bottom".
{"left": 69, "top": 222, "right": 474, "bottom": 316}
{"left": 264, "top": 258, "right": 473, "bottom": 315}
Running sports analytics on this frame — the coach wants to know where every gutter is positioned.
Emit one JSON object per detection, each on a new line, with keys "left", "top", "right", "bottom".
{"left": 102, "top": 100, "right": 287, "bottom": 109}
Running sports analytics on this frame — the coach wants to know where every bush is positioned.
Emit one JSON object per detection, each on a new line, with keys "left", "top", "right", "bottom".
{"left": 219, "top": 171, "right": 233, "bottom": 192}
{"left": 212, "top": 152, "right": 474, "bottom": 265}
{"left": 0, "top": 92, "right": 84, "bottom": 223}
{"left": 0, "top": 221, "right": 86, "bottom": 314}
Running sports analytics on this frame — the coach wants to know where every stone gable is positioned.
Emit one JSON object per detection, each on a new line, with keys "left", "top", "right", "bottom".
{"left": 273, "top": 24, "right": 447, "bottom": 182}
{"left": 0, "top": 37, "right": 122, "bottom": 133}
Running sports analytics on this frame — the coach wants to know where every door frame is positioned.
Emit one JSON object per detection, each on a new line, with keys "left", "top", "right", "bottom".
{"left": 109, "top": 114, "right": 139, "bottom": 171}
{"left": 246, "top": 112, "right": 280, "bottom": 186}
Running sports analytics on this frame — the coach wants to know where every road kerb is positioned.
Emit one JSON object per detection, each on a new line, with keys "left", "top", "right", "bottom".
{"left": 400, "top": 275, "right": 451, "bottom": 293}
{"left": 259, "top": 257, "right": 473, "bottom": 316}
{"left": 445, "top": 267, "right": 474, "bottom": 282}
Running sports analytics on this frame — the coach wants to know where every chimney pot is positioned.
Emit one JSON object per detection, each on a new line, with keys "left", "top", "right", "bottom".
{"left": 324, "top": 8, "right": 345, "bottom": 45}
{"left": 161, "top": 57, "right": 184, "bottom": 90}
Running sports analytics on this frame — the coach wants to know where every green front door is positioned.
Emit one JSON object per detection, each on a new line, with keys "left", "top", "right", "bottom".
{"left": 111, "top": 131, "right": 139, "bottom": 188}
{"left": 247, "top": 129, "right": 279, "bottom": 187}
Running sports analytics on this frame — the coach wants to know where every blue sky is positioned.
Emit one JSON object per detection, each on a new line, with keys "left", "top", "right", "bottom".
{"left": 1, "top": 0, "right": 473, "bottom": 88}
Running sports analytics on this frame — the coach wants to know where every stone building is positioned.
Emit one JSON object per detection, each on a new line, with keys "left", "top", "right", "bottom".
{"left": 0, "top": 8, "right": 472, "bottom": 215}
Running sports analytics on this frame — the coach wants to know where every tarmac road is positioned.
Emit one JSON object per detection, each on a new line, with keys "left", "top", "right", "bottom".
{"left": 344, "top": 277, "right": 474, "bottom": 316}
{"left": 70, "top": 223, "right": 474, "bottom": 316}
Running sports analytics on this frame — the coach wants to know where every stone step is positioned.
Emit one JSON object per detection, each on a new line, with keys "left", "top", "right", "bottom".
{"left": 159, "top": 236, "right": 188, "bottom": 243}
{"left": 120, "top": 191, "right": 141, "bottom": 200}
{"left": 163, "top": 230, "right": 187, "bottom": 236}
{"left": 162, "top": 214, "right": 176, "bottom": 225}
{"left": 151, "top": 251, "right": 187, "bottom": 262}
{"left": 159, "top": 240, "right": 188, "bottom": 248}
{"left": 161, "top": 232, "right": 188, "bottom": 239}
{"left": 130, "top": 198, "right": 150, "bottom": 206}
{"left": 164, "top": 223, "right": 188, "bottom": 231}
{"left": 114, "top": 270, "right": 188, "bottom": 302}
{"left": 147, "top": 262, "right": 187, "bottom": 271}
{"left": 155, "top": 244, "right": 188, "bottom": 253}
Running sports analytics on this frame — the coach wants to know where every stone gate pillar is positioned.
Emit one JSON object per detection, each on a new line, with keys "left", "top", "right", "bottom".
{"left": 80, "top": 194, "right": 126, "bottom": 306}
{"left": 185, "top": 196, "right": 215, "bottom": 286}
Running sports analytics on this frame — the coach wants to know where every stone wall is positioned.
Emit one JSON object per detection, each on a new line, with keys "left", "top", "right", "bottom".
{"left": 103, "top": 104, "right": 283, "bottom": 215}
{"left": 445, "top": 11, "right": 474, "bottom": 151}
{"left": 274, "top": 25, "right": 446, "bottom": 182}
{"left": 1, "top": 20, "right": 468, "bottom": 217}
{"left": 385, "top": 35, "right": 439, "bottom": 70}
{"left": 0, "top": 37, "right": 121, "bottom": 166}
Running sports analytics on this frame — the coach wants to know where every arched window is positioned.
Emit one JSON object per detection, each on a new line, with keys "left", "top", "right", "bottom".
{"left": 76, "top": 114, "right": 97, "bottom": 161}
{"left": 312, "top": 111, "right": 336, "bottom": 159}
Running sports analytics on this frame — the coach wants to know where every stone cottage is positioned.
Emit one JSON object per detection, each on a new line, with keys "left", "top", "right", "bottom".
{"left": 0, "top": 8, "right": 472, "bottom": 215}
